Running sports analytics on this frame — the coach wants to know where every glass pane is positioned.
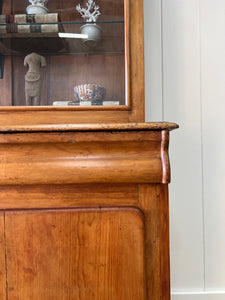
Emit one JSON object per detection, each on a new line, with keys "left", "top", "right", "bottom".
{"left": 0, "top": 0, "right": 126, "bottom": 107}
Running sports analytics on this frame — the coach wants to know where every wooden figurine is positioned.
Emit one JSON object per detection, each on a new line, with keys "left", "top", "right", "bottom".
{"left": 24, "top": 52, "right": 46, "bottom": 106}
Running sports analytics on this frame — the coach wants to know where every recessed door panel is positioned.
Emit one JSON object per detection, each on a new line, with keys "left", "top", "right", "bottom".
{"left": 5, "top": 207, "right": 145, "bottom": 299}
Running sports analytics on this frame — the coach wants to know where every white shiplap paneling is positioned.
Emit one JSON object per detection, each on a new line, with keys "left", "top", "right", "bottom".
{"left": 200, "top": 0, "right": 225, "bottom": 290}
{"left": 144, "top": 0, "right": 225, "bottom": 294}
{"left": 162, "top": 0, "right": 204, "bottom": 291}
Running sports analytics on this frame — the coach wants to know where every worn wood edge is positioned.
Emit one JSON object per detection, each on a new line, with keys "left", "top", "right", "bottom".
{"left": 124, "top": 0, "right": 131, "bottom": 108}
{"left": 161, "top": 130, "right": 171, "bottom": 184}
{"left": 0, "top": 122, "right": 179, "bottom": 133}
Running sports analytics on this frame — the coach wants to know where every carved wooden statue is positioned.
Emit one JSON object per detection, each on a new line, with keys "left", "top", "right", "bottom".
{"left": 24, "top": 52, "right": 46, "bottom": 106}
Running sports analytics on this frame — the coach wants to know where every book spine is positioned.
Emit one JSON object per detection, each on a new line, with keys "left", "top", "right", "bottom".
{"left": 0, "top": 25, "right": 6, "bottom": 33}
{"left": 0, "top": 13, "right": 59, "bottom": 34}
{"left": 14, "top": 14, "right": 27, "bottom": 23}
{"left": 2, "top": 13, "right": 58, "bottom": 23}
{"left": 18, "top": 24, "right": 31, "bottom": 33}
{"left": 0, "top": 15, "right": 6, "bottom": 33}
{"left": 6, "top": 23, "right": 17, "bottom": 33}
{"left": 30, "top": 24, "right": 41, "bottom": 33}
{"left": 41, "top": 24, "right": 58, "bottom": 33}
{"left": 6, "top": 14, "right": 14, "bottom": 24}
{"left": 35, "top": 13, "right": 58, "bottom": 23}
{"left": 30, "top": 24, "right": 58, "bottom": 33}
{"left": 3, "top": 24, "right": 58, "bottom": 34}
{"left": 26, "top": 14, "right": 36, "bottom": 23}
{"left": 0, "top": 15, "right": 6, "bottom": 24}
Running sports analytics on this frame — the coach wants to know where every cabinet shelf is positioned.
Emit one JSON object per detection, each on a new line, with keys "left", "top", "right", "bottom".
{"left": 0, "top": 21, "right": 125, "bottom": 55}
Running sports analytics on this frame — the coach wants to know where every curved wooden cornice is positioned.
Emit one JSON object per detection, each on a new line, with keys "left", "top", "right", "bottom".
{"left": 0, "top": 124, "right": 178, "bottom": 185}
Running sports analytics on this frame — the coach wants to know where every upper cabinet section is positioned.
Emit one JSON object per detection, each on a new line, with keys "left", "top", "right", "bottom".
{"left": 0, "top": 0, "right": 125, "bottom": 55}
{"left": 0, "top": 0, "right": 144, "bottom": 125}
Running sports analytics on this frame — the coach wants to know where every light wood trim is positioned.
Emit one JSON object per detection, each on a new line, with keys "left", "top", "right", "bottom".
{"left": 124, "top": 0, "right": 131, "bottom": 108}
{"left": 0, "top": 105, "right": 130, "bottom": 112}
{"left": 129, "top": 0, "right": 145, "bottom": 121}
{"left": 0, "top": 122, "right": 179, "bottom": 133}
{"left": 0, "top": 184, "right": 139, "bottom": 209}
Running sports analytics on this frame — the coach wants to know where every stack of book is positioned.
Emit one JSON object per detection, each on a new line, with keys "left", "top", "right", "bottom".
{"left": 0, "top": 13, "right": 58, "bottom": 34}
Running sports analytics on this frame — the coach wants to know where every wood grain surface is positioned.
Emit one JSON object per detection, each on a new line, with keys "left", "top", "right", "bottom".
{"left": 0, "top": 184, "right": 139, "bottom": 210}
{"left": 0, "top": 122, "right": 179, "bottom": 132}
{"left": 139, "top": 184, "right": 170, "bottom": 300}
{"left": 5, "top": 208, "right": 145, "bottom": 300}
{"left": 0, "top": 126, "right": 175, "bottom": 299}
{"left": 0, "top": 130, "right": 169, "bottom": 185}
{"left": 0, "top": 212, "right": 6, "bottom": 300}
{"left": 161, "top": 130, "right": 170, "bottom": 183}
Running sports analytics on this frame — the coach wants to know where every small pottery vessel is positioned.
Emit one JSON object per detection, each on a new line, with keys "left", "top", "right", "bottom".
{"left": 74, "top": 84, "right": 106, "bottom": 102}
{"left": 26, "top": 5, "right": 48, "bottom": 14}
{"left": 80, "top": 24, "right": 102, "bottom": 47}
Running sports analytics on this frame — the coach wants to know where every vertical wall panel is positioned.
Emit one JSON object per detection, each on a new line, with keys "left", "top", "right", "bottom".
{"left": 144, "top": 0, "right": 163, "bottom": 121}
{"left": 145, "top": 0, "right": 225, "bottom": 295}
{"left": 162, "top": 0, "right": 204, "bottom": 291}
{"left": 200, "top": 0, "right": 225, "bottom": 290}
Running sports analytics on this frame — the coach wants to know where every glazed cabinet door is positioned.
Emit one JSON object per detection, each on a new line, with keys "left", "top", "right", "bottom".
{"left": 2, "top": 208, "right": 146, "bottom": 299}
{"left": 0, "top": 0, "right": 145, "bottom": 124}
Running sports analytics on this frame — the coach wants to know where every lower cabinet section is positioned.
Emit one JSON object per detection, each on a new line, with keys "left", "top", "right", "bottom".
{"left": 2, "top": 208, "right": 145, "bottom": 300}
{"left": 0, "top": 125, "right": 177, "bottom": 299}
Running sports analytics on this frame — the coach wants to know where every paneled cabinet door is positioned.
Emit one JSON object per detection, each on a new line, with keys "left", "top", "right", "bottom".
{"left": 2, "top": 208, "right": 146, "bottom": 300}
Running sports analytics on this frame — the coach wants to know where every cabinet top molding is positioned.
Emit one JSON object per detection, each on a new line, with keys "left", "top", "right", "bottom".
{"left": 0, "top": 122, "right": 179, "bottom": 133}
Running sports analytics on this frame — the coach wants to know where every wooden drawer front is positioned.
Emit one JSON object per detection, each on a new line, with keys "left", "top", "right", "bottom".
{"left": 0, "top": 130, "right": 170, "bottom": 185}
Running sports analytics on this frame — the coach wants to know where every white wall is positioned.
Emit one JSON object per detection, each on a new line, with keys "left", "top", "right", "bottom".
{"left": 144, "top": 0, "right": 225, "bottom": 299}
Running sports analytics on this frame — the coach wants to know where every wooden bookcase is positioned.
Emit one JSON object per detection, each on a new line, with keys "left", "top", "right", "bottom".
{"left": 0, "top": 1, "right": 178, "bottom": 299}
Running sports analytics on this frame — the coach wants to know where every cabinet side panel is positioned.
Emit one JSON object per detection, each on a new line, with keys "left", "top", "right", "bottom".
{"left": 5, "top": 208, "right": 145, "bottom": 300}
{"left": 139, "top": 184, "right": 170, "bottom": 300}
